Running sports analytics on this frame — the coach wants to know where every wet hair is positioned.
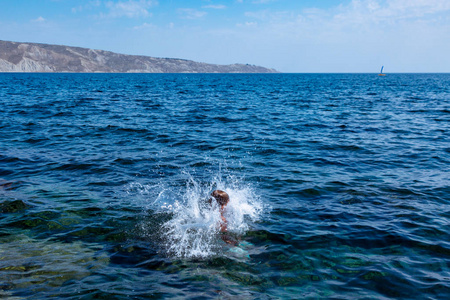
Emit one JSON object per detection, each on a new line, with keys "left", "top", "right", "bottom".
{"left": 211, "top": 190, "right": 229, "bottom": 206}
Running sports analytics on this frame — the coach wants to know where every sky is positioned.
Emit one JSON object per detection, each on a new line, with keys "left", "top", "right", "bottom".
{"left": 0, "top": 0, "right": 449, "bottom": 73}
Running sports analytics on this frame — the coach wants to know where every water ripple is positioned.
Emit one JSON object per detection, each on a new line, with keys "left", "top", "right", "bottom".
{"left": 0, "top": 73, "right": 449, "bottom": 298}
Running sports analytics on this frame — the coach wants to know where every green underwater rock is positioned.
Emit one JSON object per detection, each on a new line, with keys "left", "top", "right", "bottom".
{"left": 0, "top": 234, "right": 109, "bottom": 292}
{"left": 0, "top": 200, "right": 28, "bottom": 213}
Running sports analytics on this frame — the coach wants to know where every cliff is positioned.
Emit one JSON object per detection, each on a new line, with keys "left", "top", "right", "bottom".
{"left": 0, "top": 40, "right": 278, "bottom": 73}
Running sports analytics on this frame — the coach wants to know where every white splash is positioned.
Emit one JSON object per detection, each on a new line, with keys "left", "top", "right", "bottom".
{"left": 143, "top": 172, "right": 264, "bottom": 259}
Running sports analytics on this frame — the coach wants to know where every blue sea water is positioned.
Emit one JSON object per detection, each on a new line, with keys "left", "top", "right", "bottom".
{"left": 0, "top": 73, "right": 449, "bottom": 299}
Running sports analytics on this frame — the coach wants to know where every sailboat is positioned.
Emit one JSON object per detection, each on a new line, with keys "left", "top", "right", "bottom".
{"left": 378, "top": 66, "right": 386, "bottom": 76}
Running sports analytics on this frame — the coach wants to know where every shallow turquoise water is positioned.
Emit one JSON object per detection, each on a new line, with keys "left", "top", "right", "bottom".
{"left": 0, "top": 73, "right": 449, "bottom": 299}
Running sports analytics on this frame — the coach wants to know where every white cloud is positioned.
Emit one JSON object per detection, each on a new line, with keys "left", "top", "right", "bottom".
{"left": 331, "top": 0, "right": 450, "bottom": 24}
{"left": 72, "top": 0, "right": 101, "bottom": 13}
{"left": 244, "top": 10, "right": 269, "bottom": 20}
{"left": 202, "top": 5, "right": 226, "bottom": 10}
{"left": 178, "top": 8, "right": 207, "bottom": 20}
{"left": 133, "top": 22, "right": 155, "bottom": 30}
{"left": 243, "top": 0, "right": 450, "bottom": 33}
{"left": 245, "top": 9, "right": 293, "bottom": 22}
{"left": 386, "top": 0, "right": 450, "bottom": 16}
{"left": 32, "top": 16, "right": 46, "bottom": 22}
{"left": 237, "top": 21, "right": 258, "bottom": 28}
{"left": 234, "top": 0, "right": 450, "bottom": 72}
{"left": 104, "top": 0, "right": 157, "bottom": 18}
{"left": 252, "top": 0, "right": 277, "bottom": 4}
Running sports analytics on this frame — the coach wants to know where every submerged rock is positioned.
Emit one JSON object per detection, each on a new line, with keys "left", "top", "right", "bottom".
{"left": 0, "top": 235, "right": 110, "bottom": 292}
{"left": 0, "top": 200, "right": 28, "bottom": 213}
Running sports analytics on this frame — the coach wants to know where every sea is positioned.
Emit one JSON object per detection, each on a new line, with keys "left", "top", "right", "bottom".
{"left": 0, "top": 73, "right": 449, "bottom": 299}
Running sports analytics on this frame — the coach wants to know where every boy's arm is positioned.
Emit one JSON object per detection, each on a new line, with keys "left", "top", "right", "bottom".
{"left": 219, "top": 216, "right": 239, "bottom": 245}
{"left": 220, "top": 215, "right": 227, "bottom": 232}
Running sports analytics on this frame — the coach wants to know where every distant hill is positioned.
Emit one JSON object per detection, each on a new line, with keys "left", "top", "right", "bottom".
{"left": 0, "top": 40, "right": 278, "bottom": 73}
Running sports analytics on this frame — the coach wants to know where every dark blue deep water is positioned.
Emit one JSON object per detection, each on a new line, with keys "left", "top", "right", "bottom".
{"left": 0, "top": 73, "right": 449, "bottom": 299}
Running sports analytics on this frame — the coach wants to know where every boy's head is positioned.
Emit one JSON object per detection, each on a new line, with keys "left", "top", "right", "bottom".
{"left": 211, "top": 190, "right": 229, "bottom": 206}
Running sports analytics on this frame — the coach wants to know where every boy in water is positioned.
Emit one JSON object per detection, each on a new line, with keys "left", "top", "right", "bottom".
{"left": 209, "top": 190, "right": 238, "bottom": 245}
{"left": 210, "top": 190, "right": 230, "bottom": 232}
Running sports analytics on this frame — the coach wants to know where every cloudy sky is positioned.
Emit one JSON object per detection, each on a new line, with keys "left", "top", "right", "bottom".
{"left": 1, "top": 0, "right": 449, "bottom": 72}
